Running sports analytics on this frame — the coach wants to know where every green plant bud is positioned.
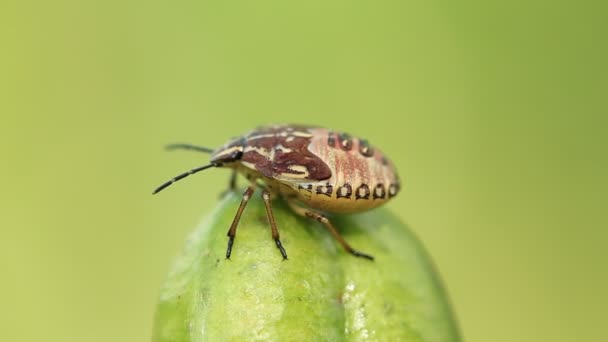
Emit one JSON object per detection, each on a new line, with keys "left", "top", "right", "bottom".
{"left": 153, "top": 193, "right": 460, "bottom": 341}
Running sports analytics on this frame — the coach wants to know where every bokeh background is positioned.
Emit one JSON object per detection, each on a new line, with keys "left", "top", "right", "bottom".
{"left": 1, "top": 1, "right": 606, "bottom": 341}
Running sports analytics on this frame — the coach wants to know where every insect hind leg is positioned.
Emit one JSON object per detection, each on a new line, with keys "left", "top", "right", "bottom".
{"left": 286, "top": 199, "right": 374, "bottom": 260}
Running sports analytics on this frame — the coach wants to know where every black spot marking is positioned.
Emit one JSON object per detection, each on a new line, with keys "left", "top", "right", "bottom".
{"left": 327, "top": 132, "right": 336, "bottom": 147}
{"left": 373, "top": 183, "right": 386, "bottom": 199}
{"left": 298, "top": 184, "right": 313, "bottom": 192}
{"left": 337, "top": 183, "right": 353, "bottom": 199}
{"left": 381, "top": 156, "right": 389, "bottom": 165}
{"left": 355, "top": 184, "right": 370, "bottom": 200}
{"left": 339, "top": 133, "right": 352, "bottom": 151}
{"left": 388, "top": 183, "right": 400, "bottom": 198}
{"left": 358, "top": 139, "right": 374, "bottom": 157}
{"left": 316, "top": 183, "right": 333, "bottom": 197}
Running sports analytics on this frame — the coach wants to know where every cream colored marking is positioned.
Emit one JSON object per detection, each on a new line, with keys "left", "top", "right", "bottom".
{"left": 374, "top": 186, "right": 383, "bottom": 197}
{"left": 240, "top": 161, "right": 256, "bottom": 170}
{"left": 213, "top": 146, "right": 241, "bottom": 159}
{"left": 288, "top": 165, "right": 308, "bottom": 174}
{"left": 277, "top": 130, "right": 311, "bottom": 138}
{"left": 358, "top": 187, "right": 367, "bottom": 197}
{"left": 320, "top": 184, "right": 333, "bottom": 194}
{"left": 244, "top": 145, "right": 271, "bottom": 158}
{"left": 290, "top": 131, "right": 313, "bottom": 138}
{"left": 247, "top": 133, "right": 276, "bottom": 141}
{"left": 285, "top": 136, "right": 295, "bottom": 142}
{"left": 275, "top": 144, "right": 293, "bottom": 153}
{"left": 281, "top": 165, "right": 309, "bottom": 179}
{"left": 340, "top": 186, "right": 349, "bottom": 197}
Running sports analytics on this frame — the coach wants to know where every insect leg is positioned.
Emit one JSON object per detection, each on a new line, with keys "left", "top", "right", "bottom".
{"left": 225, "top": 186, "right": 255, "bottom": 259}
{"left": 228, "top": 169, "right": 237, "bottom": 191}
{"left": 261, "top": 190, "right": 288, "bottom": 260}
{"left": 218, "top": 169, "right": 238, "bottom": 198}
{"left": 287, "top": 200, "right": 374, "bottom": 260}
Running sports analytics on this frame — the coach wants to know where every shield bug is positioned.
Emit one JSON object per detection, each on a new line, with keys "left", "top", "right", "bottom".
{"left": 153, "top": 124, "right": 400, "bottom": 260}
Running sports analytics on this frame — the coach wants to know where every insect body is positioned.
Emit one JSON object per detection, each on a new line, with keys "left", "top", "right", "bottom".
{"left": 154, "top": 124, "right": 400, "bottom": 260}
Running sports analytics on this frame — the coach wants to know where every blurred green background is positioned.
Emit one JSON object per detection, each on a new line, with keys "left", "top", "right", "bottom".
{"left": 1, "top": 1, "right": 606, "bottom": 341}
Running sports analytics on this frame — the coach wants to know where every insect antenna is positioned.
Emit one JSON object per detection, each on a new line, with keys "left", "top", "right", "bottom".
{"left": 153, "top": 163, "right": 220, "bottom": 194}
{"left": 165, "top": 144, "right": 214, "bottom": 153}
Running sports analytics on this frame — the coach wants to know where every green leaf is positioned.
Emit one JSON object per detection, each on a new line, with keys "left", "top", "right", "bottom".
{"left": 153, "top": 193, "right": 460, "bottom": 341}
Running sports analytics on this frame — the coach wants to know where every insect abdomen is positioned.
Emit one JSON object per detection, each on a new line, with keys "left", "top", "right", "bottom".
{"left": 289, "top": 128, "right": 400, "bottom": 214}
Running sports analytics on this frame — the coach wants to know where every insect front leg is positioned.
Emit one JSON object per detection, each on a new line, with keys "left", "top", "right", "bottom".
{"left": 228, "top": 169, "right": 237, "bottom": 191}
{"left": 286, "top": 199, "right": 374, "bottom": 261}
{"left": 225, "top": 185, "right": 255, "bottom": 259}
{"left": 219, "top": 169, "right": 238, "bottom": 198}
{"left": 261, "top": 189, "right": 288, "bottom": 260}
